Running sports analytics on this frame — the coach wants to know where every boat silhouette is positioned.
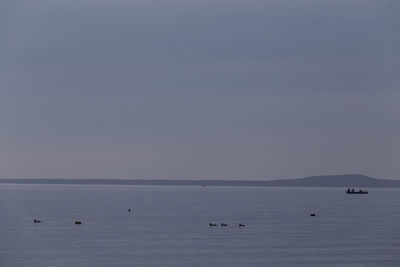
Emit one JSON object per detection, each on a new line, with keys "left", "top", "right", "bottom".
{"left": 346, "top": 188, "right": 368, "bottom": 194}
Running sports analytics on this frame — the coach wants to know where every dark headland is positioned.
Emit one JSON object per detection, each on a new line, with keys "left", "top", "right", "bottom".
{"left": 1, "top": 174, "right": 400, "bottom": 188}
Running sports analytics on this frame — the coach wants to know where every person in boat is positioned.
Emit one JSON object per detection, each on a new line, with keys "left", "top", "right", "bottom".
{"left": 346, "top": 188, "right": 350, "bottom": 193}
{"left": 352, "top": 188, "right": 355, "bottom": 193}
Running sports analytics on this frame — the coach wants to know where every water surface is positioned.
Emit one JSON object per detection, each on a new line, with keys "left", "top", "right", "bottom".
{"left": 1, "top": 184, "right": 399, "bottom": 266}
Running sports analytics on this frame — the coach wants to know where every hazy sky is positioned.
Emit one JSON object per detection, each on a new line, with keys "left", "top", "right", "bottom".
{"left": 1, "top": 0, "right": 399, "bottom": 179}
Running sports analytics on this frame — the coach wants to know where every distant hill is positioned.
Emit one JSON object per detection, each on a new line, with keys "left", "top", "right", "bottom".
{"left": 0, "top": 174, "right": 399, "bottom": 188}
{"left": 262, "top": 174, "right": 400, "bottom": 188}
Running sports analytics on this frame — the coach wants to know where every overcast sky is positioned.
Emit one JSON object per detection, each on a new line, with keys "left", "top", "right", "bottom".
{"left": 1, "top": 0, "right": 399, "bottom": 179}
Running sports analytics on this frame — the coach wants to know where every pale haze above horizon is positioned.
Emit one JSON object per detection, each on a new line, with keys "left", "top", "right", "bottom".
{"left": 1, "top": 0, "right": 399, "bottom": 180}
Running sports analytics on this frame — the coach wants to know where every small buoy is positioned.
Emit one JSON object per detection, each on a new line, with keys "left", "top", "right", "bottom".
{"left": 75, "top": 221, "right": 82, "bottom": 224}
{"left": 310, "top": 213, "right": 316, "bottom": 216}
{"left": 221, "top": 223, "right": 228, "bottom": 226}
{"left": 33, "top": 219, "right": 41, "bottom": 223}
{"left": 128, "top": 208, "right": 131, "bottom": 212}
{"left": 239, "top": 223, "right": 245, "bottom": 227}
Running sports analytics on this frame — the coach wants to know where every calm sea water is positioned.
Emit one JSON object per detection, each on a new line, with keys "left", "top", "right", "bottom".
{"left": 1, "top": 184, "right": 400, "bottom": 266}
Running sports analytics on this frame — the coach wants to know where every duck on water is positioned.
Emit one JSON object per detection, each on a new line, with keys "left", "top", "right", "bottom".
{"left": 346, "top": 188, "right": 368, "bottom": 194}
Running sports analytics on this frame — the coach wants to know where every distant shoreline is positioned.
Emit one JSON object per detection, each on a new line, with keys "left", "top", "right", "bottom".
{"left": 1, "top": 174, "right": 400, "bottom": 188}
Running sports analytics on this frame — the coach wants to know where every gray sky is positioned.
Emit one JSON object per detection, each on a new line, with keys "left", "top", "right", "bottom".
{"left": 1, "top": 0, "right": 399, "bottom": 179}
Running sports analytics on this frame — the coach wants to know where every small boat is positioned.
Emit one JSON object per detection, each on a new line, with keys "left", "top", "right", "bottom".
{"left": 346, "top": 188, "right": 368, "bottom": 194}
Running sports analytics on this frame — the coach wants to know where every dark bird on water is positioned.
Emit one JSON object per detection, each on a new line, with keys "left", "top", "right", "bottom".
{"left": 221, "top": 223, "right": 228, "bottom": 226}
{"left": 310, "top": 213, "right": 316, "bottom": 216}
{"left": 33, "top": 219, "right": 41, "bottom": 223}
{"left": 209, "top": 223, "right": 217, "bottom": 226}
{"left": 128, "top": 208, "right": 131, "bottom": 212}
{"left": 75, "top": 221, "right": 82, "bottom": 224}
{"left": 239, "top": 223, "right": 245, "bottom": 227}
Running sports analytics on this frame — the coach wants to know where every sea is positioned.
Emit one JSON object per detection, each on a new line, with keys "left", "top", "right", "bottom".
{"left": 1, "top": 184, "right": 400, "bottom": 266}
